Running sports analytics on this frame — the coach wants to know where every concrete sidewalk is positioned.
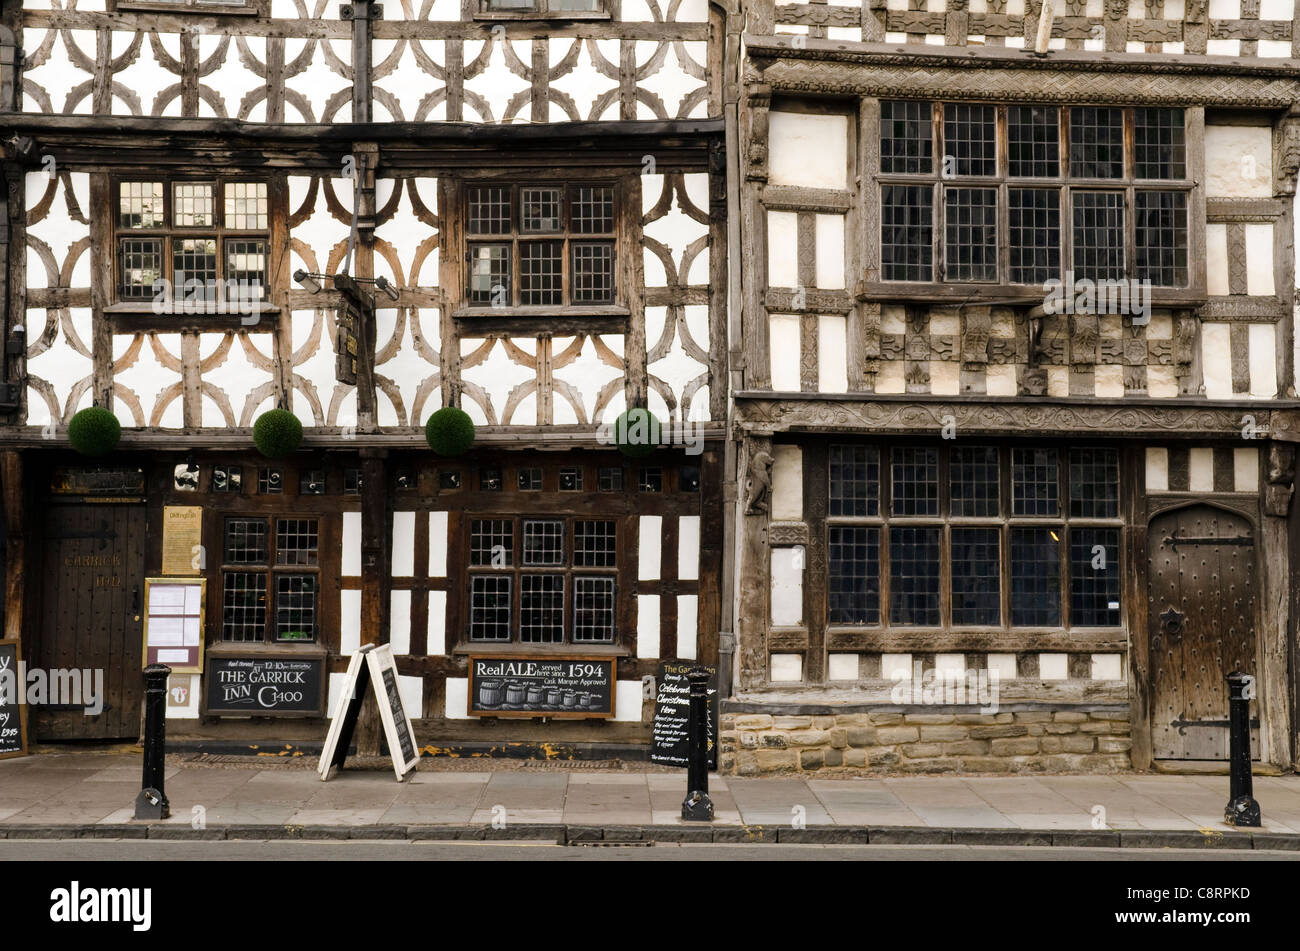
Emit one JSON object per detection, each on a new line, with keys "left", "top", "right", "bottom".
{"left": 3, "top": 751, "right": 1300, "bottom": 850}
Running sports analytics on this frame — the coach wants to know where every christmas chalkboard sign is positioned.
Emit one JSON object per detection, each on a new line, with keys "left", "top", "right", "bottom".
{"left": 650, "top": 661, "right": 717, "bottom": 769}
{"left": 0, "top": 639, "right": 28, "bottom": 760}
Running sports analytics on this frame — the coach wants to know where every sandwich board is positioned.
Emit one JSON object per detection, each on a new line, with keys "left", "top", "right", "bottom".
{"left": 318, "top": 644, "right": 419, "bottom": 782}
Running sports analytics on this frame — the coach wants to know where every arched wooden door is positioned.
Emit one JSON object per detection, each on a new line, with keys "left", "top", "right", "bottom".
{"left": 1147, "top": 504, "right": 1258, "bottom": 761}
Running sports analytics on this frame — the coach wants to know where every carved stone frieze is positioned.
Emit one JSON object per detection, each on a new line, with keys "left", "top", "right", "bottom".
{"left": 767, "top": 522, "right": 810, "bottom": 545}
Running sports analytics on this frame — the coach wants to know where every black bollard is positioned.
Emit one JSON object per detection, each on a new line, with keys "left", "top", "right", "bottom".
{"left": 681, "top": 666, "right": 714, "bottom": 822}
{"left": 135, "top": 664, "right": 171, "bottom": 820}
{"left": 1224, "top": 671, "right": 1260, "bottom": 828}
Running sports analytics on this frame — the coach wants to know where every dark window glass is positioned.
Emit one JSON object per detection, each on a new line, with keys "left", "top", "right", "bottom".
{"left": 889, "top": 526, "right": 941, "bottom": 625}
{"left": 1071, "top": 527, "right": 1121, "bottom": 626}
{"left": 572, "top": 185, "right": 615, "bottom": 233}
{"left": 1069, "top": 448, "right": 1120, "bottom": 518}
{"left": 212, "top": 465, "right": 242, "bottom": 493}
{"left": 881, "top": 185, "right": 934, "bottom": 281}
{"left": 598, "top": 467, "right": 623, "bottom": 491}
{"left": 469, "top": 576, "right": 512, "bottom": 640}
{"left": 944, "top": 187, "right": 998, "bottom": 281}
{"left": 880, "top": 100, "right": 933, "bottom": 174}
{"left": 679, "top": 466, "right": 701, "bottom": 492}
{"left": 520, "top": 574, "right": 565, "bottom": 643}
{"left": 891, "top": 447, "right": 939, "bottom": 516}
{"left": 1012, "top": 448, "right": 1059, "bottom": 516}
{"left": 828, "top": 526, "right": 880, "bottom": 624}
{"left": 519, "top": 240, "right": 562, "bottom": 305}
{"left": 274, "top": 575, "right": 317, "bottom": 641}
{"left": 572, "top": 241, "right": 615, "bottom": 303}
{"left": 468, "top": 186, "right": 511, "bottom": 234}
{"left": 639, "top": 467, "right": 663, "bottom": 492}
{"left": 1011, "top": 527, "right": 1061, "bottom": 626}
{"left": 1134, "top": 108, "right": 1186, "bottom": 179}
{"left": 573, "top": 520, "right": 617, "bottom": 567}
{"left": 951, "top": 527, "right": 1000, "bottom": 626}
{"left": 1008, "top": 106, "right": 1060, "bottom": 178}
{"left": 225, "top": 518, "right": 268, "bottom": 563}
{"left": 1135, "top": 190, "right": 1188, "bottom": 287}
{"left": 1009, "top": 188, "right": 1060, "bottom": 285}
{"left": 942, "top": 103, "right": 997, "bottom": 177}
{"left": 299, "top": 469, "right": 325, "bottom": 495}
{"left": 344, "top": 468, "right": 362, "bottom": 494}
{"left": 520, "top": 186, "right": 562, "bottom": 232}
{"left": 573, "top": 576, "right": 616, "bottom": 642}
{"left": 275, "top": 518, "right": 318, "bottom": 566}
{"left": 119, "top": 238, "right": 162, "bottom": 299}
{"left": 258, "top": 468, "right": 282, "bottom": 494}
{"left": 517, "top": 467, "right": 542, "bottom": 491}
{"left": 829, "top": 445, "right": 880, "bottom": 517}
{"left": 172, "top": 237, "right": 218, "bottom": 295}
{"left": 522, "top": 519, "right": 564, "bottom": 566}
{"left": 225, "top": 239, "right": 267, "bottom": 301}
{"left": 222, "top": 572, "right": 267, "bottom": 641}
{"left": 1069, "top": 106, "right": 1124, "bottom": 179}
{"left": 559, "top": 467, "right": 583, "bottom": 491}
{"left": 439, "top": 470, "right": 461, "bottom": 490}
{"left": 1072, "top": 192, "right": 1126, "bottom": 282}
{"left": 950, "top": 446, "right": 999, "bottom": 516}
{"left": 471, "top": 519, "right": 513, "bottom": 566}
{"left": 469, "top": 244, "right": 510, "bottom": 305}
{"left": 480, "top": 467, "right": 503, "bottom": 491}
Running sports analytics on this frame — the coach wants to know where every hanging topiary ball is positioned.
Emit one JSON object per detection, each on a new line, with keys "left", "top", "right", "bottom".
{"left": 425, "top": 406, "right": 476, "bottom": 456}
{"left": 613, "top": 408, "right": 661, "bottom": 458}
{"left": 67, "top": 407, "right": 122, "bottom": 457}
{"left": 253, "top": 409, "right": 304, "bottom": 459}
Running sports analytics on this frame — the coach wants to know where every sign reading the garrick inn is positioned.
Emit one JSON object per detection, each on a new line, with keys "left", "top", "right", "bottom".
{"left": 468, "top": 656, "right": 615, "bottom": 719}
{"left": 203, "top": 651, "right": 326, "bottom": 716}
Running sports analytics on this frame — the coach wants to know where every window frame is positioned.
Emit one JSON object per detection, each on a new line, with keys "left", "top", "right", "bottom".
{"left": 219, "top": 513, "right": 324, "bottom": 645}
{"left": 470, "top": 0, "right": 614, "bottom": 21}
{"left": 869, "top": 100, "right": 1205, "bottom": 305}
{"left": 110, "top": 0, "right": 267, "bottom": 15}
{"left": 824, "top": 441, "right": 1125, "bottom": 636}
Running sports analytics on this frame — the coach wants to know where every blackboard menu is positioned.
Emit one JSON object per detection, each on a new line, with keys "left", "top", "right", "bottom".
{"left": 204, "top": 652, "right": 326, "bottom": 716}
{"left": 651, "top": 662, "right": 718, "bottom": 769}
{"left": 0, "top": 640, "right": 27, "bottom": 759}
{"left": 381, "top": 666, "right": 416, "bottom": 763}
{"left": 469, "top": 656, "right": 615, "bottom": 719}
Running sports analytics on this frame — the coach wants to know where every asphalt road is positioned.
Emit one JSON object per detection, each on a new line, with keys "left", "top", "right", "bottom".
{"left": 2, "top": 840, "right": 1297, "bottom": 860}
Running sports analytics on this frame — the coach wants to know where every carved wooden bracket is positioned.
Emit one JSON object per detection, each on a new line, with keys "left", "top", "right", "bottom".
{"left": 744, "top": 437, "right": 773, "bottom": 516}
{"left": 1265, "top": 443, "right": 1295, "bottom": 517}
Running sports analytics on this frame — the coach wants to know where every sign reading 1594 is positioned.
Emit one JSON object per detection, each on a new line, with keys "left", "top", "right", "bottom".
{"left": 468, "top": 655, "right": 616, "bottom": 719}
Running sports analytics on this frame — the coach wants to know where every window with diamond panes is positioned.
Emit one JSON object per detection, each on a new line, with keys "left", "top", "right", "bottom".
{"left": 115, "top": 179, "right": 270, "bottom": 304}
{"left": 466, "top": 516, "right": 618, "bottom": 644}
{"left": 465, "top": 182, "right": 616, "bottom": 308}
{"left": 220, "top": 516, "right": 323, "bottom": 642}
{"left": 877, "top": 103, "right": 1192, "bottom": 289}
{"left": 825, "top": 444, "right": 1122, "bottom": 633}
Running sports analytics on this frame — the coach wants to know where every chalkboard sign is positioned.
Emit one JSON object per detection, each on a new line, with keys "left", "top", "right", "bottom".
{"left": 468, "top": 656, "right": 615, "bottom": 719}
{"left": 650, "top": 662, "right": 718, "bottom": 769}
{"left": 319, "top": 644, "right": 419, "bottom": 782}
{"left": 0, "top": 639, "right": 28, "bottom": 760}
{"left": 203, "top": 651, "right": 326, "bottom": 716}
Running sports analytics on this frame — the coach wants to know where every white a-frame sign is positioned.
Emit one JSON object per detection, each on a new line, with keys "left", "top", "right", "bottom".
{"left": 319, "top": 644, "right": 419, "bottom": 782}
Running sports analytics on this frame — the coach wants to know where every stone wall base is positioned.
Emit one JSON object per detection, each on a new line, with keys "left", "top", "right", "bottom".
{"left": 719, "top": 710, "right": 1133, "bottom": 775}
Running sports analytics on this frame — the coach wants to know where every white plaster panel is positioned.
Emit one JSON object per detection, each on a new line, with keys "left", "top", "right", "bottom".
{"left": 427, "top": 591, "right": 447, "bottom": 655}
{"left": 1039, "top": 653, "right": 1069, "bottom": 680}
{"left": 819, "top": 315, "right": 850, "bottom": 393}
{"left": 342, "top": 511, "right": 361, "bottom": 576}
{"left": 638, "top": 595, "right": 661, "bottom": 658}
{"left": 1259, "top": 0, "right": 1293, "bottom": 17}
{"left": 444, "top": 678, "right": 471, "bottom": 719}
{"left": 677, "top": 595, "right": 698, "bottom": 660}
{"left": 678, "top": 516, "right": 700, "bottom": 581}
{"left": 1206, "top": 224, "right": 1230, "bottom": 296}
{"left": 935, "top": 653, "right": 965, "bottom": 675}
{"left": 828, "top": 654, "right": 860, "bottom": 681}
{"left": 1145, "top": 447, "right": 1169, "bottom": 492}
{"left": 390, "top": 590, "right": 412, "bottom": 656}
{"left": 1094, "top": 364, "right": 1125, "bottom": 397}
{"left": 768, "top": 112, "right": 849, "bottom": 190}
{"left": 1201, "top": 323, "right": 1233, "bottom": 399}
{"left": 1091, "top": 654, "right": 1123, "bottom": 681}
{"left": 930, "top": 360, "right": 960, "bottom": 396}
{"left": 340, "top": 589, "right": 361, "bottom": 655}
{"left": 1204, "top": 126, "right": 1273, "bottom": 198}
{"left": 1148, "top": 366, "right": 1179, "bottom": 399}
{"left": 1249, "top": 322, "right": 1277, "bottom": 397}
{"left": 985, "top": 364, "right": 1017, "bottom": 396}
{"left": 428, "top": 511, "right": 448, "bottom": 577}
{"left": 1245, "top": 224, "right": 1275, "bottom": 296}
{"left": 815, "top": 214, "right": 846, "bottom": 289}
{"left": 770, "top": 654, "right": 804, "bottom": 682}
{"left": 113, "top": 333, "right": 183, "bottom": 428}
{"left": 391, "top": 511, "right": 416, "bottom": 576}
{"left": 986, "top": 654, "right": 1017, "bottom": 680}
{"left": 769, "top": 314, "right": 802, "bottom": 391}
{"left": 552, "top": 334, "right": 625, "bottom": 426}
{"left": 876, "top": 361, "right": 906, "bottom": 394}
{"left": 1189, "top": 447, "right": 1215, "bottom": 492}
{"left": 639, "top": 515, "right": 663, "bottom": 581}
{"left": 882, "top": 654, "right": 913, "bottom": 680}
{"left": 767, "top": 211, "right": 799, "bottom": 287}
{"left": 613, "top": 682, "right": 644, "bottom": 722}
{"left": 398, "top": 675, "right": 423, "bottom": 722}
{"left": 1234, "top": 448, "right": 1260, "bottom": 493}
{"left": 1047, "top": 366, "right": 1070, "bottom": 397}
{"left": 770, "top": 547, "right": 804, "bottom": 626}
{"left": 771, "top": 445, "right": 804, "bottom": 521}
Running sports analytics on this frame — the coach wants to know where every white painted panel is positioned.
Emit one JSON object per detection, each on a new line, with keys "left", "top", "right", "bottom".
{"left": 1091, "top": 654, "right": 1123, "bottom": 681}
{"left": 986, "top": 653, "right": 1017, "bottom": 680}
{"left": 1047, "top": 366, "right": 1069, "bottom": 397}
{"left": 677, "top": 595, "right": 698, "bottom": 660}
{"left": 340, "top": 589, "right": 361, "bottom": 655}
{"left": 1201, "top": 323, "right": 1233, "bottom": 398}
{"left": 931, "top": 360, "right": 960, "bottom": 396}
{"left": 1145, "top": 447, "right": 1169, "bottom": 492}
{"left": 882, "top": 654, "right": 913, "bottom": 680}
{"left": 398, "top": 674, "right": 423, "bottom": 722}
{"left": 637, "top": 595, "right": 661, "bottom": 658}
{"left": 815, "top": 214, "right": 846, "bottom": 289}
{"left": 677, "top": 516, "right": 700, "bottom": 581}
{"left": 828, "top": 654, "right": 859, "bottom": 681}
{"left": 769, "top": 314, "right": 802, "bottom": 391}
{"left": 1205, "top": 39, "right": 1240, "bottom": 55}
{"left": 1189, "top": 448, "right": 1215, "bottom": 492}
{"left": 427, "top": 591, "right": 447, "bottom": 656}
{"left": 1208, "top": 0, "right": 1239, "bottom": 17}
{"left": 876, "top": 361, "right": 906, "bottom": 394}
{"left": 985, "top": 365, "right": 1017, "bottom": 396}
{"left": 1206, "top": 224, "right": 1230, "bottom": 296}
{"left": 1094, "top": 364, "right": 1124, "bottom": 397}
{"left": 818, "top": 315, "right": 849, "bottom": 393}
{"left": 1245, "top": 224, "right": 1275, "bottom": 296}
{"left": 1249, "top": 322, "right": 1277, "bottom": 397}
{"left": 1259, "top": 0, "right": 1293, "bottom": 17}
{"left": 1148, "top": 366, "right": 1179, "bottom": 399}
{"left": 770, "top": 654, "right": 803, "bottom": 682}
{"left": 444, "top": 678, "right": 472, "bottom": 719}
{"left": 391, "top": 511, "right": 416, "bottom": 576}
{"left": 1259, "top": 39, "right": 1292, "bottom": 56}
{"left": 638, "top": 515, "right": 662, "bottom": 581}
{"left": 1039, "top": 653, "right": 1069, "bottom": 680}
{"left": 613, "top": 681, "right": 644, "bottom": 722}
{"left": 770, "top": 548, "right": 804, "bottom": 626}
{"left": 935, "top": 654, "right": 965, "bottom": 675}
{"left": 390, "top": 590, "right": 411, "bottom": 656}
{"left": 771, "top": 445, "right": 804, "bottom": 521}
{"left": 1204, "top": 126, "right": 1272, "bottom": 197}
{"left": 428, "top": 512, "right": 448, "bottom": 577}
{"left": 1234, "top": 448, "right": 1259, "bottom": 493}
{"left": 327, "top": 672, "right": 350, "bottom": 721}
{"left": 768, "top": 112, "right": 849, "bottom": 190}
{"left": 342, "top": 511, "right": 361, "bottom": 576}
{"left": 767, "top": 210, "right": 799, "bottom": 287}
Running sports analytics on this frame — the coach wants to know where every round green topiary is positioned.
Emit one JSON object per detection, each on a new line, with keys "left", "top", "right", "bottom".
{"left": 253, "top": 409, "right": 304, "bottom": 459}
{"left": 425, "top": 407, "right": 476, "bottom": 456}
{"left": 67, "top": 407, "right": 122, "bottom": 457}
{"left": 613, "top": 408, "right": 661, "bottom": 458}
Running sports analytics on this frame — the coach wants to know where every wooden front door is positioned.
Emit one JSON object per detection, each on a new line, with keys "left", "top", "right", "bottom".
{"left": 35, "top": 503, "right": 148, "bottom": 740}
{"left": 1147, "top": 504, "right": 1258, "bottom": 760}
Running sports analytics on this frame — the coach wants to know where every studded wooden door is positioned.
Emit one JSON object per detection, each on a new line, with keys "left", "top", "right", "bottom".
{"left": 1148, "top": 505, "right": 1258, "bottom": 761}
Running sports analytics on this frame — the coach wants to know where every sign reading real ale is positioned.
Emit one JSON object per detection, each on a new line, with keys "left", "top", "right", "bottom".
{"left": 203, "top": 652, "right": 326, "bottom": 716}
{"left": 468, "top": 656, "right": 615, "bottom": 719}
{"left": 650, "top": 662, "right": 718, "bottom": 769}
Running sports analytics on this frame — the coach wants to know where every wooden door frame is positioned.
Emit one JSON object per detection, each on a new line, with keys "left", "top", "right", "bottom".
{"left": 1131, "top": 493, "right": 1287, "bottom": 770}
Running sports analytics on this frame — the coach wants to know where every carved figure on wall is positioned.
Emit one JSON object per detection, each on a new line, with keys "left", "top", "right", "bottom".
{"left": 745, "top": 445, "right": 774, "bottom": 515}
{"left": 1279, "top": 113, "right": 1300, "bottom": 197}
{"left": 1265, "top": 444, "right": 1295, "bottom": 517}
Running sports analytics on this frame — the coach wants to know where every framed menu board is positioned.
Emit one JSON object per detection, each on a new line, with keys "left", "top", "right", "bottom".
{"left": 141, "top": 577, "right": 205, "bottom": 673}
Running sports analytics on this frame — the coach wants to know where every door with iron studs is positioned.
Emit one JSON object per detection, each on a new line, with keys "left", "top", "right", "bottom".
{"left": 1147, "top": 504, "right": 1259, "bottom": 761}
